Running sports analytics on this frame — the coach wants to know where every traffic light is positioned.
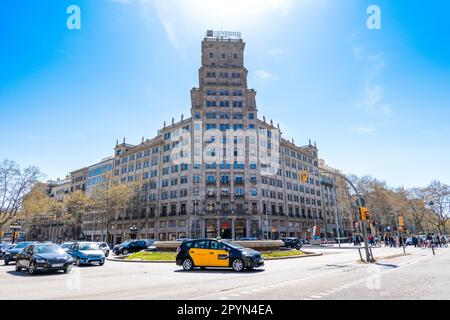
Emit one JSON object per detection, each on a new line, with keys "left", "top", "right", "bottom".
{"left": 399, "top": 216, "right": 405, "bottom": 228}
{"left": 359, "top": 207, "right": 369, "bottom": 221}
{"left": 301, "top": 170, "right": 309, "bottom": 183}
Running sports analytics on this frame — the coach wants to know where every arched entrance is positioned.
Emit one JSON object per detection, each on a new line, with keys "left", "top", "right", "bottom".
{"left": 220, "top": 221, "right": 232, "bottom": 239}
{"left": 206, "top": 222, "right": 217, "bottom": 239}
{"left": 235, "top": 221, "right": 246, "bottom": 239}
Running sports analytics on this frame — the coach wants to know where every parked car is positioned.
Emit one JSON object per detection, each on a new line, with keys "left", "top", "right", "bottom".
{"left": 334, "top": 237, "right": 351, "bottom": 244}
{"left": 300, "top": 238, "right": 310, "bottom": 245}
{"left": 15, "top": 243, "right": 73, "bottom": 275}
{"left": 281, "top": 237, "right": 303, "bottom": 250}
{"left": 405, "top": 237, "right": 414, "bottom": 246}
{"left": 0, "top": 243, "right": 14, "bottom": 259}
{"left": 60, "top": 242, "right": 73, "bottom": 252}
{"left": 176, "top": 239, "right": 264, "bottom": 272}
{"left": 3, "top": 242, "right": 38, "bottom": 265}
{"left": 96, "top": 242, "right": 110, "bottom": 257}
{"left": 113, "top": 239, "right": 154, "bottom": 255}
{"left": 67, "top": 242, "right": 105, "bottom": 266}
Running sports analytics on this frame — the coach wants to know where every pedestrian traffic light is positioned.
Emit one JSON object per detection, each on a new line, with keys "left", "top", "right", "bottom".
{"left": 301, "top": 170, "right": 309, "bottom": 183}
{"left": 359, "top": 207, "right": 369, "bottom": 221}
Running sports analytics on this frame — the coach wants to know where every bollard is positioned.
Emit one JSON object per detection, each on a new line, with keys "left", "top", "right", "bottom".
{"left": 358, "top": 248, "right": 365, "bottom": 263}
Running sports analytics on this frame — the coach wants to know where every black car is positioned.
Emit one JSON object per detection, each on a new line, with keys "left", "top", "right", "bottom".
{"left": 15, "top": 243, "right": 73, "bottom": 275}
{"left": 113, "top": 239, "right": 154, "bottom": 255}
{"left": 3, "top": 241, "right": 37, "bottom": 265}
{"left": 176, "top": 239, "right": 264, "bottom": 272}
{"left": 281, "top": 237, "right": 303, "bottom": 250}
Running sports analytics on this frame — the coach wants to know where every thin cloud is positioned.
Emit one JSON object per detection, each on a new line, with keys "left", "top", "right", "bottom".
{"left": 352, "top": 47, "right": 391, "bottom": 116}
{"left": 350, "top": 125, "right": 376, "bottom": 136}
{"left": 269, "top": 48, "right": 289, "bottom": 60}
{"left": 254, "top": 70, "right": 278, "bottom": 82}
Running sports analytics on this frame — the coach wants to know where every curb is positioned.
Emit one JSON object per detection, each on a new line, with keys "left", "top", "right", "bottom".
{"left": 264, "top": 252, "right": 323, "bottom": 260}
{"left": 107, "top": 252, "right": 322, "bottom": 263}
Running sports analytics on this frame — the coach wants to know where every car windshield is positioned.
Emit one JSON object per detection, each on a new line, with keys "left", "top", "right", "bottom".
{"left": 79, "top": 243, "right": 100, "bottom": 250}
{"left": 35, "top": 245, "right": 65, "bottom": 255}
{"left": 14, "top": 243, "right": 30, "bottom": 249}
{"left": 223, "top": 241, "right": 244, "bottom": 249}
{"left": 120, "top": 241, "right": 131, "bottom": 246}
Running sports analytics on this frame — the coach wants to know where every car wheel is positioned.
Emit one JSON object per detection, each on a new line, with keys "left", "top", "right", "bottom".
{"left": 4, "top": 260, "right": 9, "bottom": 266}
{"left": 64, "top": 265, "right": 72, "bottom": 274}
{"left": 28, "top": 262, "right": 36, "bottom": 275}
{"left": 15, "top": 262, "right": 22, "bottom": 272}
{"left": 123, "top": 249, "right": 128, "bottom": 255}
{"left": 76, "top": 258, "right": 81, "bottom": 266}
{"left": 232, "top": 258, "right": 244, "bottom": 272}
{"left": 99, "top": 262, "right": 105, "bottom": 266}
{"left": 182, "top": 258, "right": 194, "bottom": 271}
{"left": 105, "top": 251, "right": 109, "bottom": 257}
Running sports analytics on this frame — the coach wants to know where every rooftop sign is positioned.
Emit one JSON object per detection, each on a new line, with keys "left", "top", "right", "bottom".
{"left": 206, "top": 30, "right": 241, "bottom": 39}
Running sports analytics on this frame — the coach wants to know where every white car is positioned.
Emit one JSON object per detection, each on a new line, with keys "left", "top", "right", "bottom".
{"left": 96, "top": 242, "right": 110, "bottom": 257}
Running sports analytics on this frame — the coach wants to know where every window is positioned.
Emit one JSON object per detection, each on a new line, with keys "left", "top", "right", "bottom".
{"left": 233, "top": 101, "right": 243, "bottom": 108}
{"left": 220, "top": 101, "right": 230, "bottom": 108}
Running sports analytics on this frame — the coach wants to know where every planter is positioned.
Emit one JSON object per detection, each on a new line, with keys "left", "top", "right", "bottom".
{"left": 153, "top": 240, "right": 284, "bottom": 252}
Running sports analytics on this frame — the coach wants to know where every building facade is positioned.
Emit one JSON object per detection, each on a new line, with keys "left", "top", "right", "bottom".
{"left": 100, "top": 31, "right": 341, "bottom": 243}
{"left": 27, "top": 31, "right": 351, "bottom": 244}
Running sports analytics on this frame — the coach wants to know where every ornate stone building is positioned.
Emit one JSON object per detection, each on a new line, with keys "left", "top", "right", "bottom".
{"left": 101, "top": 31, "right": 342, "bottom": 243}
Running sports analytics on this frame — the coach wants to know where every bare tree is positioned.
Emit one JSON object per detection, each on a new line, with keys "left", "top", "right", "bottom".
{"left": 423, "top": 181, "right": 450, "bottom": 234}
{"left": 91, "top": 184, "right": 132, "bottom": 243}
{"left": 0, "top": 159, "right": 43, "bottom": 231}
{"left": 64, "top": 190, "right": 90, "bottom": 240}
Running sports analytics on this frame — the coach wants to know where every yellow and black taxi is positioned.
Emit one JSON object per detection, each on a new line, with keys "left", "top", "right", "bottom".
{"left": 176, "top": 239, "right": 264, "bottom": 272}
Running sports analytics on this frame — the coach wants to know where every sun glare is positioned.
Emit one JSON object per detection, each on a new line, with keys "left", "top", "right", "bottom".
{"left": 180, "top": 0, "right": 295, "bottom": 29}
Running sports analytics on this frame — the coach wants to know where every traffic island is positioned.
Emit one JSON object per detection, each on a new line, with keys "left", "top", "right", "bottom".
{"left": 107, "top": 249, "right": 322, "bottom": 263}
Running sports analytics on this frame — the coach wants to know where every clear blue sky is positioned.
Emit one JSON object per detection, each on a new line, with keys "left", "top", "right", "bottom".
{"left": 1, "top": 0, "right": 449, "bottom": 188}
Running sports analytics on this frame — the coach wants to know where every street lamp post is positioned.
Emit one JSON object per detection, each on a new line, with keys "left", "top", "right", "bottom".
{"left": 10, "top": 223, "right": 22, "bottom": 244}
{"left": 309, "top": 168, "right": 372, "bottom": 262}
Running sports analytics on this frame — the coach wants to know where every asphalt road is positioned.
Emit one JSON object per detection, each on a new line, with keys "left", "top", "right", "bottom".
{"left": 0, "top": 245, "right": 449, "bottom": 300}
